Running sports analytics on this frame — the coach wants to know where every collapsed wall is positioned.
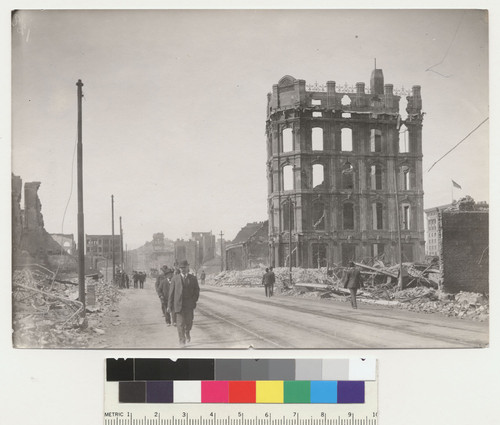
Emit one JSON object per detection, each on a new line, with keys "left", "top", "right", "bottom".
{"left": 12, "top": 174, "right": 62, "bottom": 266}
{"left": 441, "top": 211, "right": 488, "bottom": 294}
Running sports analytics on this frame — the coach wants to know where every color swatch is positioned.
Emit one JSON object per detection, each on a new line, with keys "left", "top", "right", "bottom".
{"left": 108, "top": 359, "right": 374, "bottom": 405}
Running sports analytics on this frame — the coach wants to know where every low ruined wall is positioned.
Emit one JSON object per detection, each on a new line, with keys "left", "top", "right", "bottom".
{"left": 441, "top": 211, "right": 488, "bottom": 294}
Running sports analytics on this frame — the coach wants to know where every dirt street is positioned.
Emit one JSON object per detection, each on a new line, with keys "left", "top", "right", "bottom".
{"left": 96, "top": 278, "right": 488, "bottom": 349}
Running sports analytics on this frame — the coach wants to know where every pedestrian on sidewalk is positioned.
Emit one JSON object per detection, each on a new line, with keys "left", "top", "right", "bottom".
{"left": 168, "top": 260, "right": 200, "bottom": 347}
{"left": 200, "top": 270, "right": 206, "bottom": 285}
{"left": 342, "top": 261, "right": 363, "bottom": 309}
{"left": 155, "top": 266, "right": 173, "bottom": 326}
{"left": 262, "top": 268, "right": 269, "bottom": 297}
{"left": 268, "top": 267, "right": 276, "bottom": 297}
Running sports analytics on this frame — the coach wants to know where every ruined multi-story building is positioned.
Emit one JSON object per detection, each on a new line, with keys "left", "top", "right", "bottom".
{"left": 266, "top": 68, "right": 425, "bottom": 267}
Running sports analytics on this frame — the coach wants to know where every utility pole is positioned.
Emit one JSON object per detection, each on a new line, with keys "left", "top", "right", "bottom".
{"left": 120, "top": 216, "right": 124, "bottom": 272}
{"left": 219, "top": 231, "right": 224, "bottom": 272}
{"left": 394, "top": 167, "right": 404, "bottom": 290}
{"left": 111, "top": 195, "right": 115, "bottom": 284}
{"left": 76, "top": 79, "right": 86, "bottom": 316}
{"left": 288, "top": 197, "right": 293, "bottom": 288}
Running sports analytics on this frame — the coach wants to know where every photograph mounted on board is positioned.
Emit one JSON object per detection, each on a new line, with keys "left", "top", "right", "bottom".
{"left": 11, "top": 9, "right": 489, "bottom": 349}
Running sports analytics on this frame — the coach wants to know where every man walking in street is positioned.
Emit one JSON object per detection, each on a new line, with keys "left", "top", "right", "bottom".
{"left": 168, "top": 260, "right": 200, "bottom": 347}
{"left": 342, "top": 261, "right": 363, "bottom": 309}
{"left": 155, "top": 265, "right": 173, "bottom": 326}
{"left": 262, "top": 268, "right": 269, "bottom": 297}
{"left": 268, "top": 266, "right": 276, "bottom": 297}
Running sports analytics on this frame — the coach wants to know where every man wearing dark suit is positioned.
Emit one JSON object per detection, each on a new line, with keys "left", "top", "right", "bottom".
{"left": 167, "top": 260, "right": 200, "bottom": 347}
{"left": 342, "top": 261, "right": 363, "bottom": 309}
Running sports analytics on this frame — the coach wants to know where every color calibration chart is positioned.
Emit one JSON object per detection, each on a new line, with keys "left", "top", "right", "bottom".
{"left": 105, "top": 358, "right": 378, "bottom": 425}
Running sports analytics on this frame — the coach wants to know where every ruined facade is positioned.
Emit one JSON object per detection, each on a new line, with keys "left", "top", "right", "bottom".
{"left": 226, "top": 221, "right": 269, "bottom": 270}
{"left": 266, "top": 69, "right": 425, "bottom": 267}
{"left": 191, "top": 231, "right": 216, "bottom": 264}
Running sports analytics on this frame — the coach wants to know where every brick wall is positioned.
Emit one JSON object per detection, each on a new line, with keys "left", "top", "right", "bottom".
{"left": 441, "top": 211, "right": 489, "bottom": 294}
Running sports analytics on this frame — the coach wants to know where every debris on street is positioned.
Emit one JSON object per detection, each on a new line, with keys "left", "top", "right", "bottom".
{"left": 12, "top": 264, "right": 120, "bottom": 348}
{"left": 207, "top": 263, "right": 488, "bottom": 322}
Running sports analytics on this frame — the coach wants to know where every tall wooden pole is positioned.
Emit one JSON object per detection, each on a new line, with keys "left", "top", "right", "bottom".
{"left": 219, "top": 231, "right": 224, "bottom": 272}
{"left": 119, "top": 217, "right": 123, "bottom": 268}
{"left": 289, "top": 197, "right": 293, "bottom": 287}
{"left": 76, "top": 79, "right": 86, "bottom": 314}
{"left": 394, "top": 167, "right": 404, "bottom": 290}
{"left": 111, "top": 195, "right": 115, "bottom": 283}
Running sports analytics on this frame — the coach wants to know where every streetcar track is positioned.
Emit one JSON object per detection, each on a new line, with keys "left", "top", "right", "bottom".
{"left": 200, "top": 287, "right": 487, "bottom": 347}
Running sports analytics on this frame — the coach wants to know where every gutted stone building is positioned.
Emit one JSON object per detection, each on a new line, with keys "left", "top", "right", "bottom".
{"left": 266, "top": 68, "right": 425, "bottom": 267}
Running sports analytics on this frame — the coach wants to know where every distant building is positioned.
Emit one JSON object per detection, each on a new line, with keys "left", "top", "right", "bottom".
{"left": 85, "top": 234, "right": 121, "bottom": 260}
{"left": 226, "top": 221, "right": 269, "bottom": 270}
{"left": 49, "top": 233, "right": 76, "bottom": 255}
{"left": 424, "top": 204, "right": 453, "bottom": 257}
{"left": 191, "top": 231, "right": 216, "bottom": 263}
{"left": 174, "top": 239, "right": 199, "bottom": 270}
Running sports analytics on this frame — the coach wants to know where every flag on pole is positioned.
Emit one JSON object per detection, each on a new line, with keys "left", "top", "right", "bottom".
{"left": 452, "top": 180, "right": 462, "bottom": 189}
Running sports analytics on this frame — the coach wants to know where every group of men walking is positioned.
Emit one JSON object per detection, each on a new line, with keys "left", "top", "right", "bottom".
{"left": 155, "top": 260, "right": 200, "bottom": 347}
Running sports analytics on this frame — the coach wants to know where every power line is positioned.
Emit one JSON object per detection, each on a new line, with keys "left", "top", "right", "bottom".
{"left": 427, "top": 117, "right": 489, "bottom": 172}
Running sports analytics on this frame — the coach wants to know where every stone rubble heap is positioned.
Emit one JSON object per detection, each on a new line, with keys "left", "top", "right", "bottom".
{"left": 208, "top": 266, "right": 489, "bottom": 322}
{"left": 12, "top": 266, "right": 120, "bottom": 348}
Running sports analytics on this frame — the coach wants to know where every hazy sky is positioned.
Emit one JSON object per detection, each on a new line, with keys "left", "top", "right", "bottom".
{"left": 11, "top": 9, "right": 489, "bottom": 249}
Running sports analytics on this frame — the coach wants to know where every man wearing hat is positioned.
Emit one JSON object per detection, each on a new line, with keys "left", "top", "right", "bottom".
{"left": 342, "top": 261, "right": 363, "bottom": 309}
{"left": 168, "top": 259, "right": 200, "bottom": 346}
{"left": 155, "top": 265, "right": 174, "bottom": 326}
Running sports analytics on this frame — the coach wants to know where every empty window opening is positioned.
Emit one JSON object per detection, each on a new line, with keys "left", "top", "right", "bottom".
{"left": 312, "top": 112, "right": 322, "bottom": 118}
{"left": 402, "top": 244, "right": 414, "bottom": 262}
{"left": 341, "top": 128, "right": 353, "bottom": 151}
{"left": 283, "top": 165, "right": 294, "bottom": 191}
{"left": 342, "top": 112, "right": 351, "bottom": 118}
{"left": 370, "top": 165, "right": 383, "bottom": 190}
{"left": 312, "top": 127, "right": 323, "bottom": 150}
{"left": 343, "top": 203, "right": 354, "bottom": 230}
{"left": 283, "top": 200, "right": 295, "bottom": 231}
{"left": 372, "top": 202, "right": 383, "bottom": 230}
{"left": 401, "top": 204, "right": 411, "bottom": 230}
{"left": 312, "top": 243, "right": 327, "bottom": 268}
{"left": 399, "top": 125, "right": 409, "bottom": 153}
{"left": 371, "top": 243, "right": 385, "bottom": 258}
{"left": 341, "top": 95, "right": 351, "bottom": 106}
{"left": 312, "top": 99, "right": 322, "bottom": 106}
{"left": 312, "top": 164, "right": 324, "bottom": 189}
{"left": 342, "top": 161, "right": 354, "bottom": 190}
{"left": 312, "top": 201, "right": 325, "bottom": 230}
{"left": 282, "top": 128, "right": 293, "bottom": 152}
{"left": 342, "top": 243, "right": 356, "bottom": 266}
{"left": 370, "top": 129, "right": 382, "bottom": 152}
{"left": 401, "top": 166, "right": 410, "bottom": 190}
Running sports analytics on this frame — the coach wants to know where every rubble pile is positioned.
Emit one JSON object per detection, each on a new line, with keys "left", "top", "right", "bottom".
{"left": 12, "top": 265, "right": 120, "bottom": 348}
{"left": 208, "top": 265, "right": 488, "bottom": 322}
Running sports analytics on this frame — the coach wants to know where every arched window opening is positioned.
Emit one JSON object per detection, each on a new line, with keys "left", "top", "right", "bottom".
{"left": 372, "top": 202, "right": 383, "bottom": 230}
{"left": 371, "top": 243, "right": 385, "bottom": 259}
{"left": 283, "top": 199, "right": 295, "bottom": 231}
{"left": 370, "top": 129, "right": 382, "bottom": 152}
{"left": 399, "top": 125, "right": 409, "bottom": 153}
{"left": 312, "top": 164, "right": 324, "bottom": 189}
{"left": 341, "top": 94, "right": 351, "bottom": 106}
{"left": 312, "top": 127, "right": 324, "bottom": 151}
{"left": 283, "top": 165, "right": 294, "bottom": 191}
{"left": 343, "top": 203, "right": 354, "bottom": 230}
{"left": 312, "top": 201, "right": 325, "bottom": 230}
{"left": 312, "top": 243, "right": 327, "bottom": 268}
{"left": 370, "top": 164, "right": 383, "bottom": 190}
{"left": 401, "top": 165, "right": 410, "bottom": 190}
{"left": 282, "top": 128, "right": 293, "bottom": 152}
{"left": 401, "top": 203, "right": 411, "bottom": 230}
{"left": 342, "top": 161, "right": 354, "bottom": 190}
{"left": 341, "top": 128, "right": 353, "bottom": 151}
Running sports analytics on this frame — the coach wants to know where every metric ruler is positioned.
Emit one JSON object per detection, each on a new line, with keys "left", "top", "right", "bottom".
{"left": 104, "top": 359, "right": 378, "bottom": 425}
